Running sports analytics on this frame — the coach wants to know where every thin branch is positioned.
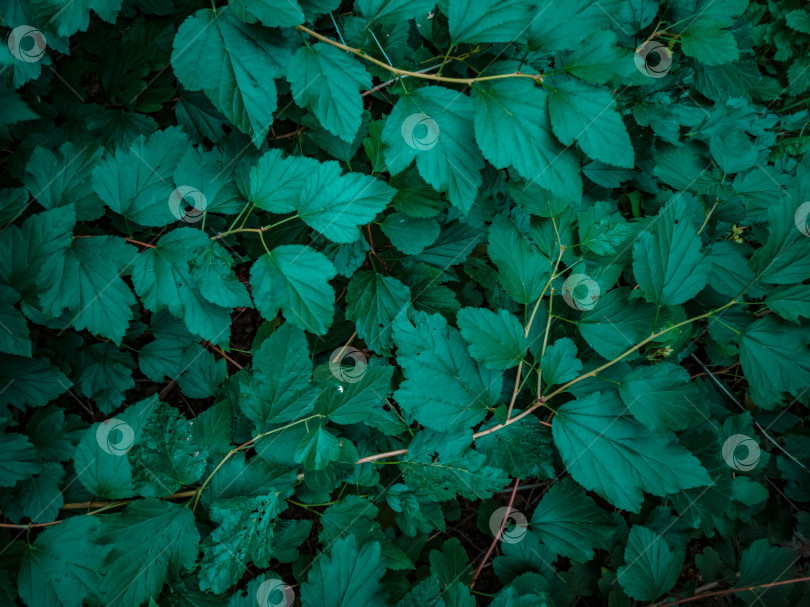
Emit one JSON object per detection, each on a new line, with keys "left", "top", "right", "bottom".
{"left": 652, "top": 576, "right": 810, "bottom": 607}
{"left": 296, "top": 25, "right": 543, "bottom": 86}
{"left": 470, "top": 477, "right": 520, "bottom": 586}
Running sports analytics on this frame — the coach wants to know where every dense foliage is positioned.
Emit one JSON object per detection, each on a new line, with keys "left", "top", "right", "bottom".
{"left": 2, "top": 0, "right": 810, "bottom": 605}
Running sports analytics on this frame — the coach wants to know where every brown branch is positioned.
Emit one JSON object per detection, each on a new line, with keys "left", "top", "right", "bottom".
{"left": 470, "top": 477, "right": 520, "bottom": 586}
{"left": 653, "top": 576, "right": 810, "bottom": 607}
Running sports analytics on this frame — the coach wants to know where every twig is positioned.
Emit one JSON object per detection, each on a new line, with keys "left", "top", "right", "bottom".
{"left": 652, "top": 576, "right": 810, "bottom": 607}
{"left": 296, "top": 25, "right": 543, "bottom": 86}
{"left": 471, "top": 477, "right": 520, "bottom": 586}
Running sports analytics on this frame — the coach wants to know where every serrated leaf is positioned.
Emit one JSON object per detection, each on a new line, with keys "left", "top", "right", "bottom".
{"left": 346, "top": 271, "right": 411, "bottom": 355}
{"left": 457, "top": 307, "right": 527, "bottom": 370}
{"left": 616, "top": 526, "right": 684, "bottom": 600}
{"left": 552, "top": 391, "right": 712, "bottom": 512}
{"left": 547, "top": 78, "right": 634, "bottom": 169}
{"left": 172, "top": 8, "right": 291, "bottom": 143}
{"left": 288, "top": 43, "right": 371, "bottom": 143}
{"left": 530, "top": 478, "right": 615, "bottom": 562}
{"left": 250, "top": 244, "right": 337, "bottom": 334}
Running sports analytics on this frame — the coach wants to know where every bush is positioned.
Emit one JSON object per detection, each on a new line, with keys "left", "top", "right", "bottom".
{"left": 2, "top": 0, "right": 810, "bottom": 605}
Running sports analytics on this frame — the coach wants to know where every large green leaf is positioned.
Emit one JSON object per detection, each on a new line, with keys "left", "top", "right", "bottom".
{"left": 552, "top": 391, "right": 712, "bottom": 512}
{"left": 250, "top": 244, "right": 337, "bottom": 334}
{"left": 346, "top": 271, "right": 410, "bottom": 356}
{"left": 488, "top": 216, "right": 552, "bottom": 305}
{"left": 457, "top": 307, "right": 527, "bottom": 370}
{"left": 393, "top": 311, "right": 502, "bottom": 432}
{"left": 616, "top": 525, "right": 684, "bottom": 600}
{"left": 172, "top": 8, "right": 291, "bottom": 143}
{"left": 288, "top": 43, "right": 371, "bottom": 143}
{"left": 547, "top": 78, "right": 634, "bottom": 169}
{"left": 473, "top": 79, "right": 582, "bottom": 202}
{"left": 632, "top": 197, "right": 710, "bottom": 306}
{"left": 382, "top": 86, "right": 484, "bottom": 213}
{"left": 300, "top": 535, "right": 388, "bottom": 607}
{"left": 530, "top": 478, "right": 615, "bottom": 562}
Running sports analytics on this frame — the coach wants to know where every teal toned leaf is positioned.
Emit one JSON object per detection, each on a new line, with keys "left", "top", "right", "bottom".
{"left": 552, "top": 391, "right": 712, "bottom": 512}
{"left": 0, "top": 356, "right": 70, "bottom": 410}
{"left": 346, "top": 271, "right": 411, "bottom": 355}
{"left": 250, "top": 244, "right": 337, "bottom": 334}
{"left": 287, "top": 43, "right": 371, "bottom": 143}
{"left": 488, "top": 216, "right": 551, "bottom": 305}
{"left": 617, "top": 526, "right": 684, "bottom": 600}
{"left": 457, "top": 307, "right": 527, "bottom": 370}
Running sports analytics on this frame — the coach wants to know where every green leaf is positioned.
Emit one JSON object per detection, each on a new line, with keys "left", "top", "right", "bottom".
{"left": 0, "top": 433, "right": 40, "bottom": 487}
{"left": 380, "top": 212, "right": 440, "bottom": 255}
{"left": 30, "top": 0, "right": 123, "bottom": 37}
{"left": 577, "top": 288, "right": 656, "bottom": 360}
{"left": 94, "top": 499, "right": 200, "bottom": 606}
{"left": 77, "top": 342, "right": 135, "bottom": 414}
{"left": 133, "top": 229, "right": 234, "bottom": 345}
{"left": 473, "top": 79, "right": 582, "bottom": 202}
{"left": 297, "top": 162, "right": 396, "bottom": 243}
{"left": 530, "top": 478, "right": 615, "bottom": 562}
{"left": 540, "top": 337, "right": 583, "bottom": 387}
{"left": 238, "top": 323, "right": 320, "bottom": 429}
{"left": 300, "top": 535, "right": 388, "bottom": 607}
{"left": 681, "top": 19, "right": 739, "bottom": 66}
{"left": 382, "top": 86, "right": 484, "bottom": 213}
{"left": 73, "top": 398, "right": 159, "bottom": 499}
{"left": 18, "top": 517, "right": 108, "bottom": 607}
{"left": 199, "top": 494, "right": 287, "bottom": 593}
{"left": 616, "top": 526, "right": 684, "bottom": 601}
{"left": 547, "top": 78, "right": 634, "bottom": 169}
{"left": 128, "top": 402, "right": 207, "bottom": 497}
{"left": 402, "top": 430, "right": 508, "bottom": 501}
{"left": 295, "top": 422, "right": 341, "bottom": 470}
{"left": 618, "top": 363, "right": 707, "bottom": 433}
{"left": 249, "top": 244, "right": 337, "bottom": 335}
{"left": 346, "top": 271, "right": 411, "bottom": 355}
{"left": 488, "top": 216, "right": 551, "bottom": 305}
{"left": 92, "top": 127, "right": 189, "bottom": 226}
{"left": 249, "top": 148, "right": 320, "bottom": 214}
{"left": 0, "top": 355, "right": 70, "bottom": 410}
{"left": 316, "top": 363, "right": 394, "bottom": 425}
{"left": 449, "top": 0, "right": 535, "bottom": 43}
{"left": 632, "top": 197, "right": 709, "bottom": 306}
{"left": 172, "top": 8, "right": 291, "bottom": 143}
{"left": 37, "top": 236, "right": 137, "bottom": 343}
{"left": 764, "top": 284, "right": 810, "bottom": 322}
{"left": 457, "top": 307, "right": 527, "bottom": 370}
{"left": 355, "top": 0, "right": 434, "bottom": 25}
{"left": 393, "top": 311, "right": 502, "bottom": 431}
{"left": 475, "top": 416, "right": 555, "bottom": 480}
{"left": 25, "top": 143, "right": 104, "bottom": 221}
{"left": 737, "top": 538, "right": 794, "bottom": 587}
{"left": 288, "top": 43, "right": 371, "bottom": 143}
{"left": 552, "top": 391, "right": 712, "bottom": 512}
{"left": 230, "top": 0, "right": 304, "bottom": 27}
{"left": 739, "top": 316, "right": 810, "bottom": 409}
